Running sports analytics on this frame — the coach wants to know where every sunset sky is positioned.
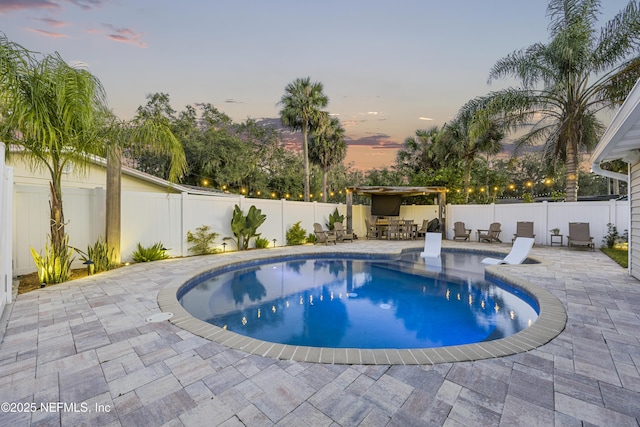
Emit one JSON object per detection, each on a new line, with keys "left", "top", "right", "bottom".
{"left": 0, "top": 0, "right": 631, "bottom": 170}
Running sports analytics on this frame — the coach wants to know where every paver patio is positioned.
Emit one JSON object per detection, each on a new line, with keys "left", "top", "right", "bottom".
{"left": 0, "top": 240, "right": 638, "bottom": 426}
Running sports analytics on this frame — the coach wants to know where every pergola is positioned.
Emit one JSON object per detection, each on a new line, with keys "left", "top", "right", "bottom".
{"left": 345, "top": 186, "right": 447, "bottom": 234}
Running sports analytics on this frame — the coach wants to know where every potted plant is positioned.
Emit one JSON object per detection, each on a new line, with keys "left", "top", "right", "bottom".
{"left": 550, "top": 228, "right": 560, "bottom": 235}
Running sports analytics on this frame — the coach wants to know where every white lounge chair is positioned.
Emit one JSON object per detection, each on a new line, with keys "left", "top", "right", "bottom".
{"left": 481, "top": 237, "right": 534, "bottom": 265}
{"left": 420, "top": 232, "right": 442, "bottom": 258}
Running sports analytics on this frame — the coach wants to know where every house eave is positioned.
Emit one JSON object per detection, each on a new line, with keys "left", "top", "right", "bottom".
{"left": 591, "top": 78, "right": 640, "bottom": 168}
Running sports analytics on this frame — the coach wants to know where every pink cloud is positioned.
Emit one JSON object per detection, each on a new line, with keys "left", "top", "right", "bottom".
{"left": 103, "top": 24, "right": 148, "bottom": 48}
{"left": 67, "top": 0, "right": 105, "bottom": 11}
{"left": 0, "top": 0, "right": 106, "bottom": 14}
{"left": 0, "top": 0, "right": 59, "bottom": 13}
{"left": 33, "top": 17, "right": 68, "bottom": 27}
{"left": 27, "top": 28, "right": 69, "bottom": 38}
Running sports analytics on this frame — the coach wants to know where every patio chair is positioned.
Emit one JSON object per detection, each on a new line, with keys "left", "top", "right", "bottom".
{"left": 512, "top": 221, "right": 535, "bottom": 243}
{"left": 478, "top": 222, "right": 502, "bottom": 243}
{"left": 416, "top": 219, "right": 429, "bottom": 237}
{"left": 481, "top": 237, "right": 535, "bottom": 265}
{"left": 333, "top": 222, "right": 353, "bottom": 242}
{"left": 386, "top": 219, "right": 401, "bottom": 240}
{"left": 453, "top": 222, "right": 471, "bottom": 241}
{"left": 568, "top": 222, "right": 595, "bottom": 251}
{"left": 420, "top": 232, "right": 442, "bottom": 258}
{"left": 313, "top": 223, "right": 336, "bottom": 245}
{"left": 365, "top": 218, "right": 378, "bottom": 239}
{"left": 400, "top": 219, "right": 415, "bottom": 240}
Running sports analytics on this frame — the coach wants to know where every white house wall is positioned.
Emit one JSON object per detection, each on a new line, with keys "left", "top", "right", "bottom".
{"left": 9, "top": 154, "right": 180, "bottom": 193}
{"left": 630, "top": 161, "right": 640, "bottom": 280}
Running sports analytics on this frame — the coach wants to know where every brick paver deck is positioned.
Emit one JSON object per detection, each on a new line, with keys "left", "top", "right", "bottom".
{"left": 0, "top": 240, "right": 638, "bottom": 426}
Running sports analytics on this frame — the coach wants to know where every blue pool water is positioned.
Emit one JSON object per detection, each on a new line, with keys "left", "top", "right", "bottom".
{"left": 178, "top": 251, "right": 539, "bottom": 349}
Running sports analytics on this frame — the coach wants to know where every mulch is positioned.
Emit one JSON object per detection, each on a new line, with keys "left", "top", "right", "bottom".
{"left": 17, "top": 268, "right": 90, "bottom": 294}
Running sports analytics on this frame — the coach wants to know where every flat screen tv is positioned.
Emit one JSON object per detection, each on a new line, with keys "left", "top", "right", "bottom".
{"left": 371, "top": 195, "right": 402, "bottom": 216}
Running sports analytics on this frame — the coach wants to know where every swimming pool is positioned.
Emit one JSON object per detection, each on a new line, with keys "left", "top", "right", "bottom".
{"left": 159, "top": 244, "right": 566, "bottom": 364}
{"left": 178, "top": 251, "right": 539, "bottom": 349}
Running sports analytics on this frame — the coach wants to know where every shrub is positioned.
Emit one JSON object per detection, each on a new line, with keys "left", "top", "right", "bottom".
{"left": 326, "top": 208, "right": 345, "bottom": 230}
{"left": 230, "top": 205, "right": 267, "bottom": 250}
{"left": 254, "top": 236, "right": 271, "bottom": 248}
{"left": 30, "top": 235, "right": 74, "bottom": 284}
{"left": 603, "top": 223, "right": 620, "bottom": 249}
{"left": 306, "top": 233, "right": 317, "bottom": 244}
{"left": 132, "top": 242, "right": 170, "bottom": 262}
{"left": 286, "top": 221, "right": 307, "bottom": 245}
{"left": 74, "top": 236, "right": 115, "bottom": 275}
{"left": 186, "top": 225, "right": 219, "bottom": 255}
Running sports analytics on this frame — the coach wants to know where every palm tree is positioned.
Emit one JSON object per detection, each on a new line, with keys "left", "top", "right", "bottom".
{"left": 440, "top": 101, "right": 505, "bottom": 203}
{"left": 396, "top": 127, "right": 443, "bottom": 174}
{"left": 485, "top": 0, "right": 640, "bottom": 201}
{"left": 279, "top": 77, "right": 329, "bottom": 202}
{"left": 102, "top": 97, "right": 187, "bottom": 264}
{"left": 1, "top": 35, "right": 106, "bottom": 257}
{"left": 309, "top": 113, "right": 347, "bottom": 202}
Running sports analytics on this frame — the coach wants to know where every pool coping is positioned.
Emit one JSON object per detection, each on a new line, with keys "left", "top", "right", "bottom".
{"left": 157, "top": 245, "right": 567, "bottom": 365}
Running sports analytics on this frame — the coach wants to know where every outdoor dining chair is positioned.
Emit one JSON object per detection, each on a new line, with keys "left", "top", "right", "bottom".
{"left": 386, "top": 219, "right": 401, "bottom": 240}
{"left": 365, "top": 218, "right": 378, "bottom": 239}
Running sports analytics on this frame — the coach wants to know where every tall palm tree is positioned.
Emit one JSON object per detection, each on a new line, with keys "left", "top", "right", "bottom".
{"left": 101, "top": 98, "right": 187, "bottom": 264}
{"left": 309, "top": 113, "right": 347, "bottom": 202}
{"left": 279, "top": 77, "right": 329, "bottom": 202}
{"left": 0, "top": 35, "right": 106, "bottom": 256}
{"left": 484, "top": 0, "right": 640, "bottom": 202}
{"left": 440, "top": 101, "right": 505, "bottom": 203}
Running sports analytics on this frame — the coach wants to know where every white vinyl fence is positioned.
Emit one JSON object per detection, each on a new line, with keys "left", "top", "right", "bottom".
{"left": 447, "top": 200, "right": 629, "bottom": 247}
{"left": 11, "top": 180, "right": 629, "bottom": 276}
{"left": 1, "top": 144, "right": 13, "bottom": 314}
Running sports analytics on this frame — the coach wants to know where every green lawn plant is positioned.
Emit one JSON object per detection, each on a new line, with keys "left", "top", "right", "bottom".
{"left": 30, "top": 235, "right": 74, "bottom": 285}
{"left": 74, "top": 236, "right": 115, "bottom": 275}
{"left": 286, "top": 221, "right": 307, "bottom": 245}
{"left": 601, "top": 247, "right": 628, "bottom": 268}
{"left": 307, "top": 233, "right": 317, "bottom": 244}
{"left": 186, "top": 225, "right": 219, "bottom": 255}
{"left": 230, "top": 204, "right": 267, "bottom": 250}
{"left": 132, "top": 242, "right": 170, "bottom": 262}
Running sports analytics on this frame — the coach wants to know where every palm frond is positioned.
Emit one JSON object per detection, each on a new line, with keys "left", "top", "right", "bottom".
{"left": 593, "top": 0, "right": 640, "bottom": 71}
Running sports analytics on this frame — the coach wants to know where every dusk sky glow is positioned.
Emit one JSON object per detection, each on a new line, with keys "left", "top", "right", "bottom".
{"left": 0, "top": 0, "right": 631, "bottom": 170}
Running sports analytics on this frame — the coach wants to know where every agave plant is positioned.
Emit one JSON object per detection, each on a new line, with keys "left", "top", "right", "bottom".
{"left": 74, "top": 236, "right": 115, "bottom": 275}
{"left": 132, "top": 242, "right": 170, "bottom": 262}
{"left": 30, "top": 235, "right": 75, "bottom": 285}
